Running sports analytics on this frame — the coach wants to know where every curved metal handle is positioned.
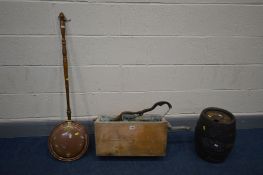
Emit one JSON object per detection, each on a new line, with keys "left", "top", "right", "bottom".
{"left": 113, "top": 101, "right": 172, "bottom": 121}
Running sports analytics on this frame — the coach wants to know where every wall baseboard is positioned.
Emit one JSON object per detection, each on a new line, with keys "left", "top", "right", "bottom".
{"left": 0, "top": 114, "right": 262, "bottom": 138}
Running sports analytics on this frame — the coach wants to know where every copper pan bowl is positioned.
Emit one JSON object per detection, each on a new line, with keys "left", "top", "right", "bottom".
{"left": 48, "top": 121, "right": 88, "bottom": 161}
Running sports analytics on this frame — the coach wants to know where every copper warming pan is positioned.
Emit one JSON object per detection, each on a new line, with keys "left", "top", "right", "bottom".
{"left": 48, "top": 12, "right": 88, "bottom": 161}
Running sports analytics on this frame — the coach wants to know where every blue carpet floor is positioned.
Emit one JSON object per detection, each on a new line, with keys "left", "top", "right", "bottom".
{"left": 0, "top": 128, "right": 262, "bottom": 175}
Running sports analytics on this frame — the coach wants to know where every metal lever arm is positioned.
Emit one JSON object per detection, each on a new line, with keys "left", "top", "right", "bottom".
{"left": 113, "top": 101, "right": 172, "bottom": 121}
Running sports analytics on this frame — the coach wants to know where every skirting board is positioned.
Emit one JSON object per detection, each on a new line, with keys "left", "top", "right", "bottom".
{"left": 0, "top": 113, "right": 263, "bottom": 138}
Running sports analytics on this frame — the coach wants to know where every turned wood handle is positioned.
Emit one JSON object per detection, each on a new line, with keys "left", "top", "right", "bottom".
{"left": 59, "top": 12, "right": 71, "bottom": 121}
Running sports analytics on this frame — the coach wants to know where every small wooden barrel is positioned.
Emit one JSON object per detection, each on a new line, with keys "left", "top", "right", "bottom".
{"left": 195, "top": 107, "right": 236, "bottom": 163}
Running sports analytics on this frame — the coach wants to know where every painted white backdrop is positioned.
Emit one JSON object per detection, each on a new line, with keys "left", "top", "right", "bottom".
{"left": 0, "top": 0, "right": 263, "bottom": 121}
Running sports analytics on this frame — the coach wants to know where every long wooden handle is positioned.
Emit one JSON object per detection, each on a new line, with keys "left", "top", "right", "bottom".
{"left": 59, "top": 12, "right": 71, "bottom": 121}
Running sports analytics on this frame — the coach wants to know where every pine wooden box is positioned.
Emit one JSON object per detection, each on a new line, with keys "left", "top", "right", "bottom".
{"left": 95, "top": 117, "right": 168, "bottom": 156}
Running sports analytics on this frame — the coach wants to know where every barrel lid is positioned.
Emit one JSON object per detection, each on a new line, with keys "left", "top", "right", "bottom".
{"left": 205, "top": 110, "right": 234, "bottom": 124}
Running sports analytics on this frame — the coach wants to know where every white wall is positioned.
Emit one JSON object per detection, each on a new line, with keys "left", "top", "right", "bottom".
{"left": 0, "top": 0, "right": 263, "bottom": 120}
